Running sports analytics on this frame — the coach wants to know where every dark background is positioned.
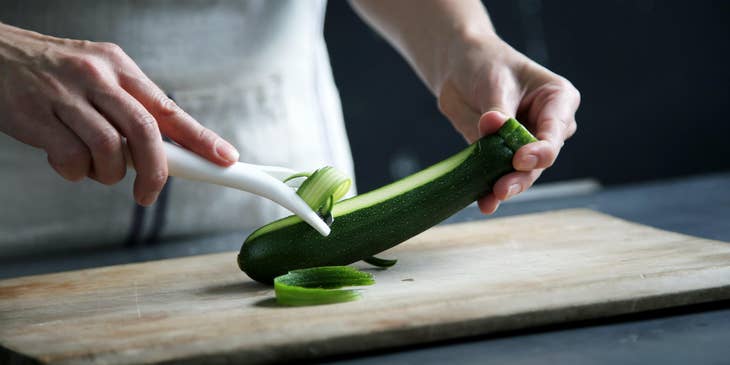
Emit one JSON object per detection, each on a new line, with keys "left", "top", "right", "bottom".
{"left": 324, "top": 0, "right": 730, "bottom": 192}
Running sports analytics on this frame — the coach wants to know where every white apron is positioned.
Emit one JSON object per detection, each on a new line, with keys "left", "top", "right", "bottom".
{"left": 0, "top": 0, "right": 355, "bottom": 255}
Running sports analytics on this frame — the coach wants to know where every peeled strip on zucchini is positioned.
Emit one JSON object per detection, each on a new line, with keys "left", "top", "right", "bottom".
{"left": 274, "top": 266, "right": 374, "bottom": 306}
{"left": 286, "top": 166, "right": 351, "bottom": 218}
{"left": 239, "top": 118, "right": 537, "bottom": 283}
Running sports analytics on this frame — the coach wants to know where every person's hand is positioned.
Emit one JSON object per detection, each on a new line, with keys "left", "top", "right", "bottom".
{"left": 437, "top": 32, "right": 580, "bottom": 214}
{"left": 0, "top": 23, "right": 239, "bottom": 206}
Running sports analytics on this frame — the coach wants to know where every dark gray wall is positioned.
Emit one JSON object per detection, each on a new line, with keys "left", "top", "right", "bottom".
{"left": 325, "top": 0, "right": 730, "bottom": 192}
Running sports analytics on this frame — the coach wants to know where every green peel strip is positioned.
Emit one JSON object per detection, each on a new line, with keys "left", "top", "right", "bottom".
{"left": 274, "top": 266, "right": 375, "bottom": 306}
{"left": 286, "top": 166, "right": 351, "bottom": 217}
{"left": 275, "top": 170, "right": 372, "bottom": 306}
{"left": 363, "top": 256, "right": 398, "bottom": 268}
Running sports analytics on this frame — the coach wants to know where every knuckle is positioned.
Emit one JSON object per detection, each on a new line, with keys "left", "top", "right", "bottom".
{"left": 146, "top": 168, "right": 168, "bottom": 189}
{"left": 567, "top": 83, "right": 581, "bottom": 104}
{"left": 197, "top": 126, "right": 216, "bottom": 144}
{"left": 75, "top": 39, "right": 93, "bottom": 49}
{"left": 131, "top": 111, "right": 160, "bottom": 139}
{"left": 557, "top": 77, "right": 581, "bottom": 101}
{"left": 554, "top": 76, "right": 573, "bottom": 90}
{"left": 63, "top": 55, "right": 104, "bottom": 80}
{"left": 567, "top": 85, "right": 581, "bottom": 104}
{"left": 89, "top": 127, "right": 121, "bottom": 155}
{"left": 155, "top": 94, "right": 179, "bottom": 116}
{"left": 566, "top": 120, "right": 578, "bottom": 138}
{"left": 571, "top": 84, "right": 581, "bottom": 101}
{"left": 97, "top": 42, "right": 124, "bottom": 57}
{"left": 96, "top": 42, "right": 131, "bottom": 66}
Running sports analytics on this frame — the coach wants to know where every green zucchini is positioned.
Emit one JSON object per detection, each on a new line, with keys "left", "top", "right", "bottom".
{"left": 238, "top": 118, "right": 536, "bottom": 283}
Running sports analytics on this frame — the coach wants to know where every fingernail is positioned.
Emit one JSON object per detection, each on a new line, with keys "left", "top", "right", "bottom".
{"left": 141, "top": 190, "right": 160, "bottom": 206}
{"left": 521, "top": 154, "right": 538, "bottom": 170}
{"left": 215, "top": 139, "right": 240, "bottom": 162}
{"left": 506, "top": 184, "right": 521, "bottom": 199}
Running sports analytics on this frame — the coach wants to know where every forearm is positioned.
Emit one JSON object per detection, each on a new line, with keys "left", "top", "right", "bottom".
{"left": 349, "top": 0, "right": 497, "bottom": 94}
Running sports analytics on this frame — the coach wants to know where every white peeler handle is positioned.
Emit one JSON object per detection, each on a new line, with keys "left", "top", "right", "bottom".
{"left": 125, "top": 141, "right": 331, "bottom": 236}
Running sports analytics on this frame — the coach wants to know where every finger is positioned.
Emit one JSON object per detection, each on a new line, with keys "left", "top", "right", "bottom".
{"left": 491, "top": 169, "right": 544, "bottom": 201}
{"left": 40, "top": 114, "right": 91, "bottom": 181}
{"left": 54, "top": 99, "right": 126, "bottom": 185}
{"left": 474, "top": 72, "right": 521, "bottom": 137}
{"left": 477, "top": 110, "right": 510, "bottom": 137}
{"left": 519, "top": 83, "right": 579, "bottom": 170}
{"left": 512, "top": 140, "right": 555, "bottom": 171}
{"left": 120, "top": 73, "right": 239, "bottom": 166}
{"left": 477, "top": 169, "right": 543, "bottom": 215}
{"left": 477, "top": 193, "right": 500, "bottom": 215}
{"left": 0, "top": 97, "right": 93, "bottom": 181}
{"left": 91, "top": 87, "right": 167, "bottom": 206}
{"left": 438, "top": 80, "right": 482, "bottom": 143}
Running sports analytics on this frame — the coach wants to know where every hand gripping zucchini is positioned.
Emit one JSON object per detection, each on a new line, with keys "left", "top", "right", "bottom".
{"left": 238, "top": 118, "right": 537, "bottom": 283}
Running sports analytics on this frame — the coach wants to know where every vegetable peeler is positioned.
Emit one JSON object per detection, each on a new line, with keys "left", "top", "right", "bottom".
{"left": 125, "top": 141, "right": 331, "bottom": 236}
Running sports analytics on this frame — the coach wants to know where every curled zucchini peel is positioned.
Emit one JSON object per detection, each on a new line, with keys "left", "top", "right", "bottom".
{"left": 274, "top": 266, "right": 374, "bottom": 306}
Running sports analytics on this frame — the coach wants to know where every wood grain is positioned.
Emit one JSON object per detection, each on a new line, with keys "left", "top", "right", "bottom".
{"left": 1, "top": 209, "right": 729, "bottom": 365}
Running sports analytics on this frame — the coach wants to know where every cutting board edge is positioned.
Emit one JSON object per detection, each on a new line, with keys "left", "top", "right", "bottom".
{"left": 107, "top": 283, "right": 730, "bottom": 365}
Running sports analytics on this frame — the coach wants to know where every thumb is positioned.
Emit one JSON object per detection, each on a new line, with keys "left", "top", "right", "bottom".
{"left": 476, "top": 84, "right": 520, "bottom": 137}
{"left": 478, "top": 110, "right": 510, "bottom": 137}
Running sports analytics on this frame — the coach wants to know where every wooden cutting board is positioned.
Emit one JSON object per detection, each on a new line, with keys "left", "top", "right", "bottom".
{"left": 2, "top": 209, "right": 730, "bottom": 365}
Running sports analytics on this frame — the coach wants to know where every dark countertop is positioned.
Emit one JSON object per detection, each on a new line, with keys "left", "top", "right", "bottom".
{"left": 1, "top": 172, "right": 729, "bottom": 364}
